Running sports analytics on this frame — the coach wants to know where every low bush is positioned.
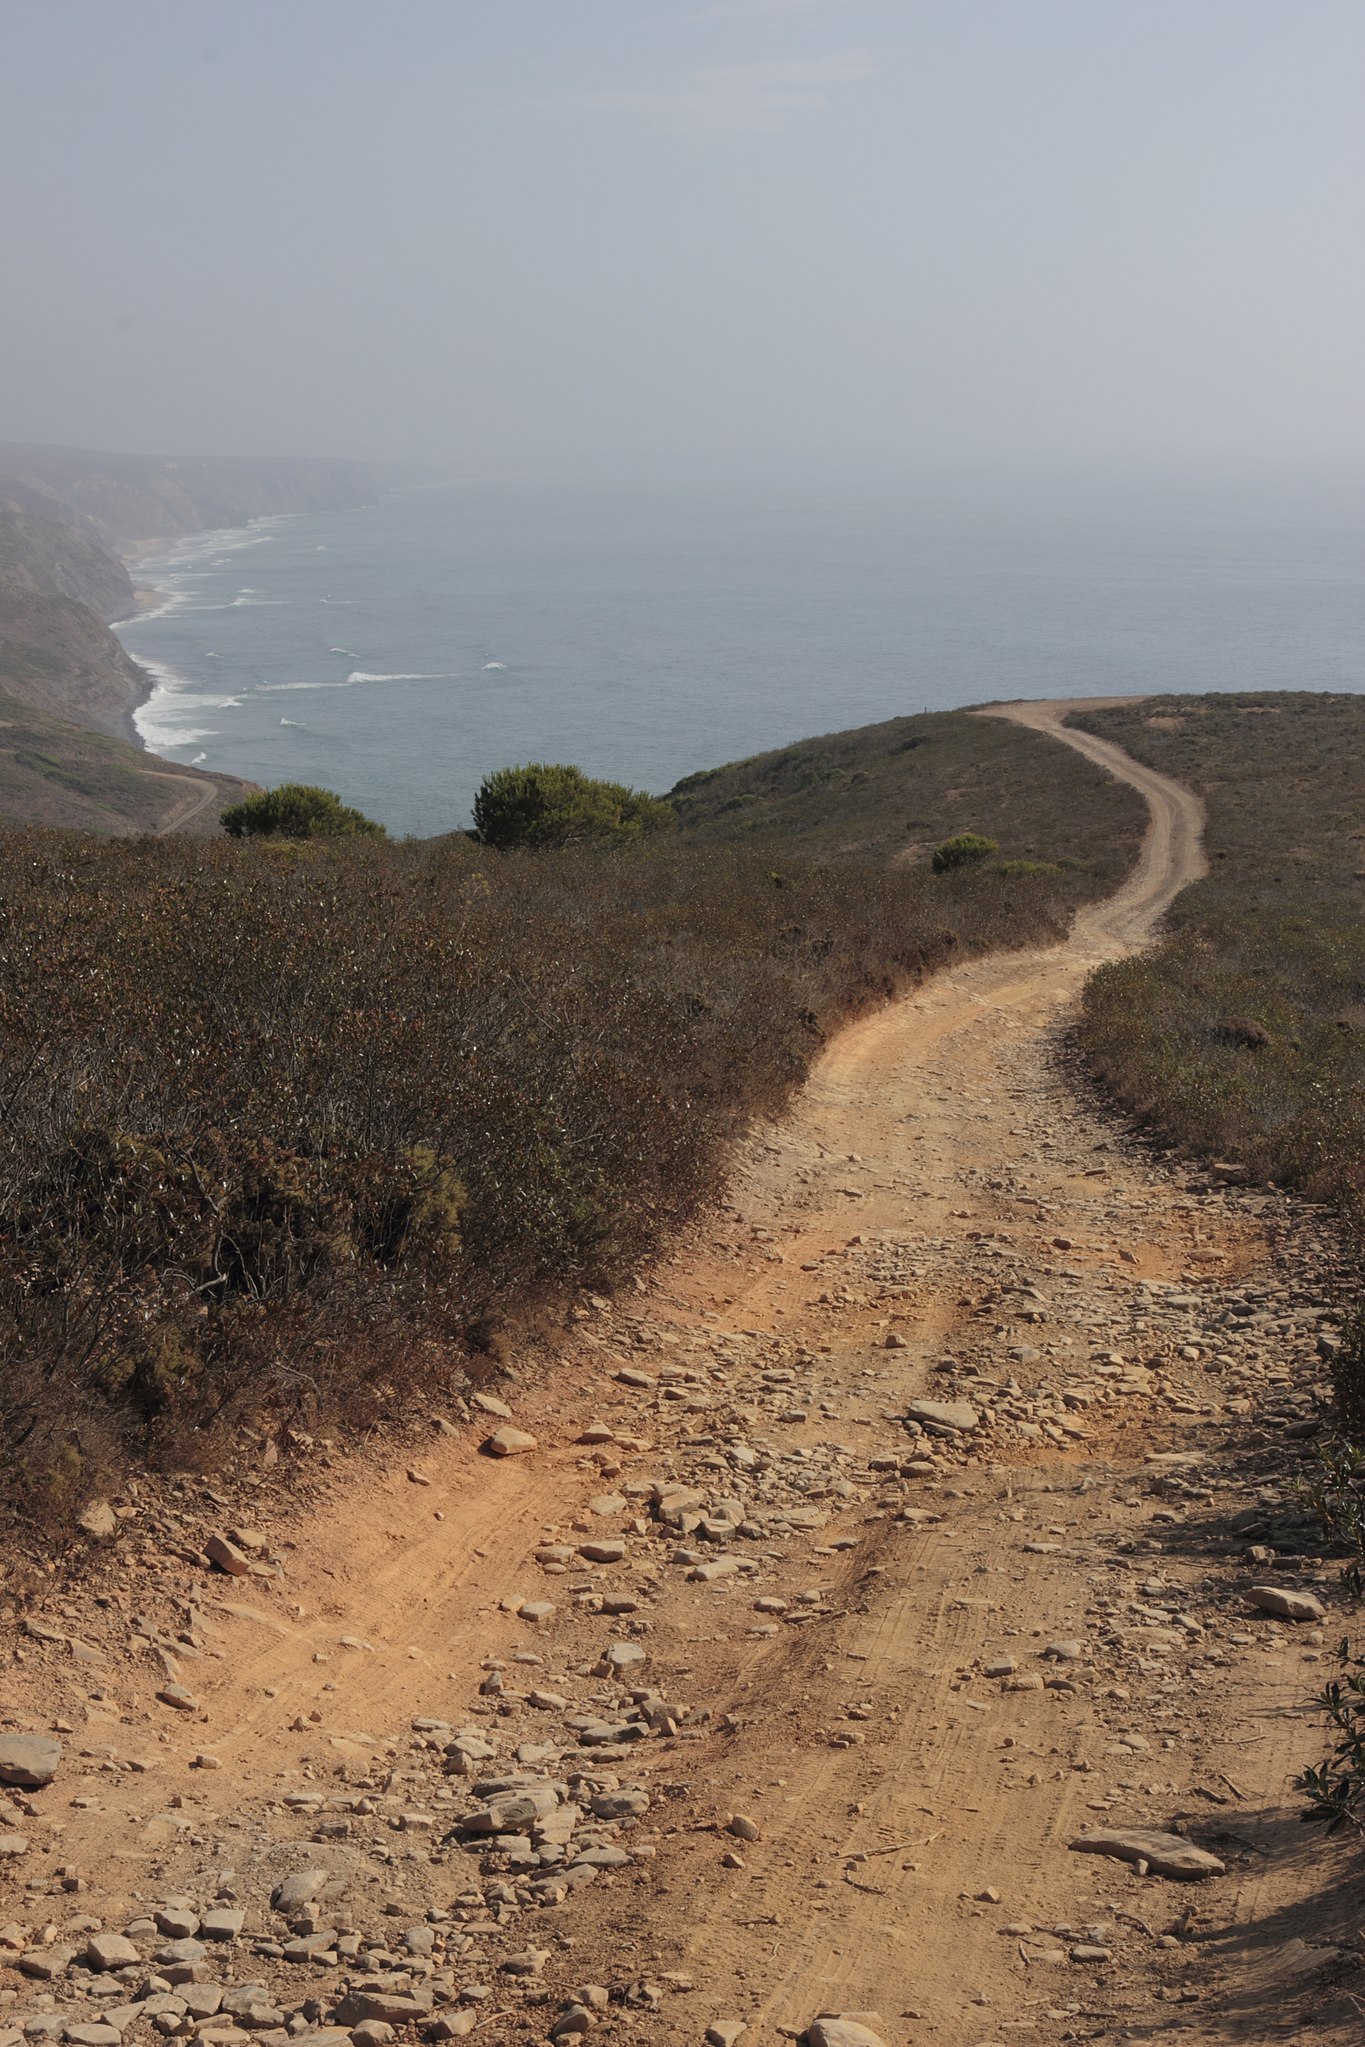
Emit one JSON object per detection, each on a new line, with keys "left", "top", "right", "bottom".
{"left": 221, "top": 783, "right": 385, "bottom": 840}
{"left": 472, "top": 763, "right": 674, "bottom": 849}
{"left": 932, "top": 832, "right": 998, "bottom": 873}
{"left": 1301, "top": 1432, "right": 1365, "bottom": 1831}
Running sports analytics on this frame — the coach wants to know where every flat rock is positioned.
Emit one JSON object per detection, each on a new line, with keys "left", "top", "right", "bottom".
{"left": 272, "top": 1870, "right": 329, "bottom": 1914}
{"left": 1245, "top": 1584, "right": 1326, "bottom": 1622}
{"left": 18, "top": 1946, "right": 74, "bottom": 1979}
{"left": 0, "top": 1734, "right": 61, "bottom": 1787}
{"left": 598, "top": 1640, "right": 646, "bottom": 1671}
{"left": 1070, "top": 1827, "right": 1225, "bottom": 1880}
{"left": 205, "top": 1534, "right": 250, "bottom": 1577}
{"left": 86, "top": 1933, "right": 141, "bottom": 1970}
{"left": 577, "top": 1539, "right": 626, "bottom": 1563}
{"left": 471, "top": 1392, "right": 512, "bottom": 1418}
{"left": 350, "top": 2024, "right": 396, "bottom": 2047}
{"left": 155, "top": 1908, "right": 200, "bottom": 1939}
{"left": 590, "top": 1787, "right": 649, "bottom": 1820}
{"left": 465, "top": 1785, "right": 560, "bottom": 1832}
{"left": 157, "top": 1684, "right": 199, "bottom": 1712}
{"left": 196, "top": 1899, "right": 241, "bottom": 1932}
{"left": 332, "top": 1993, "right": 433, "bottom": 2026}
{"left": 484, "top": 1426, "right": 538, "bottom": 1457}
{"left": 77, "top": 1500, "right": 119, "bottom": 1542}
{"left": 905, "top": 1397, "right": 979, "bottom": 1432}
{"left": 804, "top": 2021, "right": 890, "bottom": 2047}
{"left": 0, "top": 1832, "right": 29, "bottom": 1857}
{"left": 706, "top": 2025, "right": 748, "bottom": 2047}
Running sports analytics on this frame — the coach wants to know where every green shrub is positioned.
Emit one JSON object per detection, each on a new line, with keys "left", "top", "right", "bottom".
{"left": 472, "top": 763, "right": 674, "bottom": 850}
{"left": 932, "top": 832, "right": 998, "bottom": 873}
{"left": 221, "top": 783, "right": 386, "bottom": 841}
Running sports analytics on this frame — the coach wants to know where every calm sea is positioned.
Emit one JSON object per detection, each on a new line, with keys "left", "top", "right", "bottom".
{"left": 115, "top": 472, "right": 1365, "bottom": 838}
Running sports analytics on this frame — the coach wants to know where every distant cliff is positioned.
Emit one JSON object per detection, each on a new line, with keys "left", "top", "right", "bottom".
{"left": 0, "top": 442, "right": 385, "bottom": 832}
{"left": 0, "top": 443, "right": 381, "bottom": 555}
{"left": 0, "top": 494, "right": 145, "bottom": 740}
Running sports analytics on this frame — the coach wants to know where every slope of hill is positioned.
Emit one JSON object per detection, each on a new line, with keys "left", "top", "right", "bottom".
{"left": 0, "top": 498, "right": 146, "bottom": 739}
{"left": 1072, "top": 691, "right": 1365, "bottom": 1207}
{"left": 0, "top": 689, "right": 254, "bottom": 833}
{"left": 670, "top": 704, "right": 1148, "bottom": 887}
{"left": 0, "top": 698, "right": 1152, "bottom": 1526}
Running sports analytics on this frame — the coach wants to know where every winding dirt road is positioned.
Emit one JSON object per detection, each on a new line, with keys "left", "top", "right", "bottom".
{"left": 4, "top": 704, "right": 1357, "bottom": 2047}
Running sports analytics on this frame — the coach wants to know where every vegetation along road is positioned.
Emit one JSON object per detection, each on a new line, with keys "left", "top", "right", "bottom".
{"left": 2, "top": 705, "right": 1358, "bottom": 2047}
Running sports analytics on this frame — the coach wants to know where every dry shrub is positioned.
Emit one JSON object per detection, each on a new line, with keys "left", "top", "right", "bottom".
{"left": 0, "top": 824, "right": 1092, "bottom": 1528}
{"left": 1074, "top": 694, "right": 1365, "bottom": 1219}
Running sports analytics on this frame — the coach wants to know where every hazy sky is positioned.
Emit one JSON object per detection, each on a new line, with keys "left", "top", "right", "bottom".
{"left": 4, "top": 0, "right": 1364, "bottom": 474}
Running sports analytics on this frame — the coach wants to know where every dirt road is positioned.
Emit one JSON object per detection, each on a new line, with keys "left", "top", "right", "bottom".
{"left": 2, "top": 703, "right": 1357, "bottom": 2047}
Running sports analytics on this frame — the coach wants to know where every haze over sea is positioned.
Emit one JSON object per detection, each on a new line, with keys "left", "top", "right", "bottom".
{"left": 117, "top": 471, "right": 1365, "bottom": 839}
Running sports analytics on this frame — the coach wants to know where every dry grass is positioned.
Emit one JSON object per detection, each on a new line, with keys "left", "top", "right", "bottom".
{"left": 1073, "top": 692, "right": 1365, "bottom": 1210}
{"left": 0, "top": 802, "right": 1121, "bottom": 1530}
{"left": 671, "top": 706, "right": 1147, "bottom": 882}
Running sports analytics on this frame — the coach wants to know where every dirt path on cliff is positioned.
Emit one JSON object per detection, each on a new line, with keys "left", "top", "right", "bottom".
{"left": 3, "top": 702, "right": 1359, "bottom": 2047}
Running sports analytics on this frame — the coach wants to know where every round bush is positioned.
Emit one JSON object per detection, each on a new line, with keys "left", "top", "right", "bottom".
{"left": 472, "top": 763, "right": 674, "bottom": 850}
{"left": 931, "top": 832, "right": 999, "bottom": 873}
{"left": 221, "top": 784, "right": 386, "bottom": 841}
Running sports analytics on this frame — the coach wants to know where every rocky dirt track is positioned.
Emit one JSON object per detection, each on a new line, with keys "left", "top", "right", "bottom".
{"left": 2, "top": 703, "right": 1360, "bottom": 2047}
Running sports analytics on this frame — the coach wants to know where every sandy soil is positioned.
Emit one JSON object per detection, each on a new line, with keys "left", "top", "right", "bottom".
{"left": 2, "top": 702, "right": 1359, "bottom": 2047}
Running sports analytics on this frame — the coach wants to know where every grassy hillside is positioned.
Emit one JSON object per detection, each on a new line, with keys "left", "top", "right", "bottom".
{"left": 0, "top": 690, "right": 253, "bottom": 834}
{"left": 1072, "top": 692, "right": 1365, "bottom": 1207}
{"left": 670, "top": 706, "right": 1148, "bottom": 881}
{"left": 0, "top": 715, "right": 1139, "bottom": 1530}
{"left": 0, "top": 499, "right": 148, "bottom": 740}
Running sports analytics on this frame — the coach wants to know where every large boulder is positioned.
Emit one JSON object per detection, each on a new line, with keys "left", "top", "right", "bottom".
{"left": 0, "top": 1734, "right": 61, "bottom": 1788}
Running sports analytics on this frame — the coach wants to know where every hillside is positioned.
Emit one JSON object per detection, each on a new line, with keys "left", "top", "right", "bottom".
{"left": 670, "top": 704, "right": 1148, "bottom": 885}
{"left": 7, "top": 711, "right": 1357, "bottom": 2045}
{"left": 1072, "top": 691, "right": 1365, "bottom": 1206}
{"left": 0, "top": 497, "right": 146, "bottom": 739}
{"left": 0, "top": 689, "right": 254, "bottom": 833}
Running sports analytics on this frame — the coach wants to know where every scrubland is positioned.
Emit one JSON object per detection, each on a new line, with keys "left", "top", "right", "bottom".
{"left": 1075, "top": 692, "right": 1365, "bottom": 1212}
{"left": 0, "top": 708, "right": 1140, "bottom": 1526}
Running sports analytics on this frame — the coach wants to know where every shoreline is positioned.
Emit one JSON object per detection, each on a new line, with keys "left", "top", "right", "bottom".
{"left": 111, "top": 513, "right": 299, "bottom": 758}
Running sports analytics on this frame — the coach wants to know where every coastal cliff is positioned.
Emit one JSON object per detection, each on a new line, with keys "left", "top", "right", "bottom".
{"left": 0, "top": 443, "right": 383, "bottom": 831}
{"left": 0, "top": 443, "right": 381, "bottom": 556}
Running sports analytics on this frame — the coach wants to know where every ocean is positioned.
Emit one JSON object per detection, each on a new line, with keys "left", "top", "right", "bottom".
{"left": 115, "top": 471, "right": 1365, "bottom": 838}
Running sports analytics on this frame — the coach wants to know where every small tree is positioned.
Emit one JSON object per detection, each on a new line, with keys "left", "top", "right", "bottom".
{"left": 932, "top": 832, "right": 998, "bottom": 873}
{"left": 472, "top": 763, "right": 675, "bottom": 851}
{"left": 221, "top": 784, "right": 386, "bottom": 842}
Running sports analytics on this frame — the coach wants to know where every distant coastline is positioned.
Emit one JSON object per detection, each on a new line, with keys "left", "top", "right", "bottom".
{"left": 0, "top": 443, "right": 389, "bottom": 830}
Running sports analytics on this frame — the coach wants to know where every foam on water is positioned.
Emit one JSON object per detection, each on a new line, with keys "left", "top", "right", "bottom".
{"left": 345, "top": 670, "right": 453, "bottom": 684}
